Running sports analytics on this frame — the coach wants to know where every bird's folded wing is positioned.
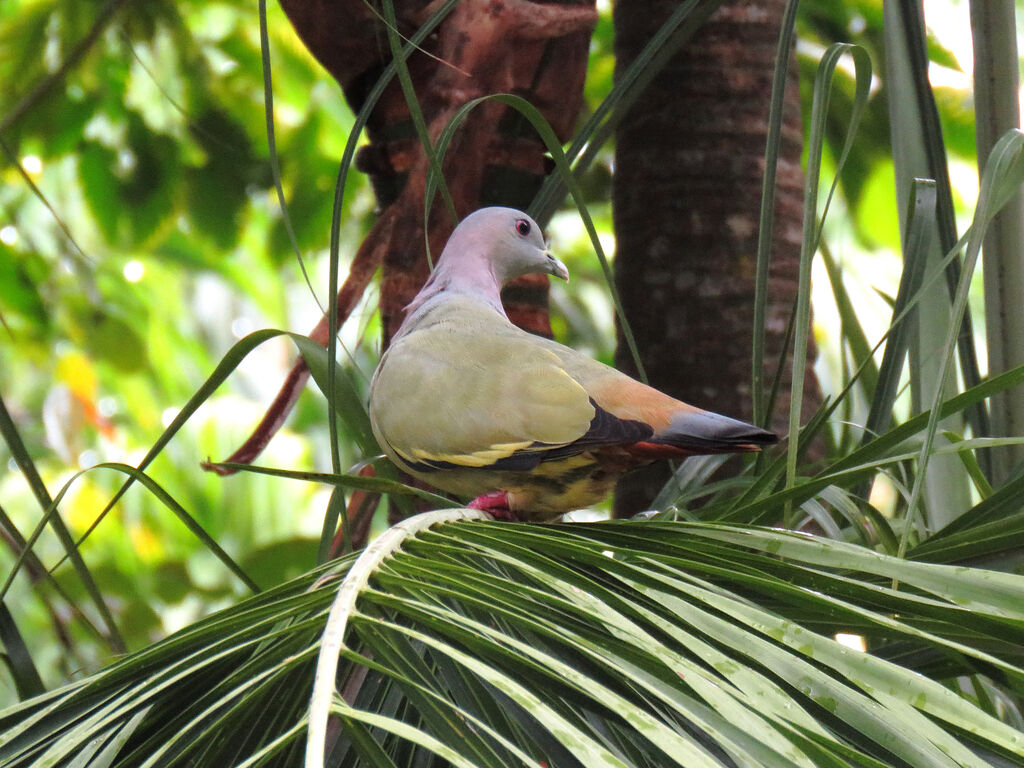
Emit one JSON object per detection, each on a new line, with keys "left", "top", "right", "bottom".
{"left": 370, "top": 320, "right": 598, "bottom": 469}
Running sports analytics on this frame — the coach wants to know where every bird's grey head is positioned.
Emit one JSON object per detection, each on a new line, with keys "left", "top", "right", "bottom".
{"left": 441, "top": 207, "right": 570, "bottom": 285}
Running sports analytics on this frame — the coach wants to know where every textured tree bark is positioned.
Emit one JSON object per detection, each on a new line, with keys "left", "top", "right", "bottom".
{"left": 612, "top": 0, "right": 820, "bottom": 515}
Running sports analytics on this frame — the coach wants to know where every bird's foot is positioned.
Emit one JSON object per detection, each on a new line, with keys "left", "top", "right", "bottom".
{"left": 467, "top": 491, "right": 520, "bottom": 521}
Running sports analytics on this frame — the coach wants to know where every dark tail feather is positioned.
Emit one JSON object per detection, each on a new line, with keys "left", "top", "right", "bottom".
{"left": 646, "top": 410, "right": 778, "bottom": 454}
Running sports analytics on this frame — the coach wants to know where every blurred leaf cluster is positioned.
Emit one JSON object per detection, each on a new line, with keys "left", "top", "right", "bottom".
{"left": 0, "top": 0, "right": 383, "bottom": 692}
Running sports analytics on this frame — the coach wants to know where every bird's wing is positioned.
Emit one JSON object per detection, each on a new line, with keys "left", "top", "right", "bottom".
{"left": 546, "top": 341, "right": 778, "bottom": 453}
{"left": 369, "top": 299, "right": 605, "bottom": 470}
{"left": 370, "top": 297, "right": 775, "bottom": 474}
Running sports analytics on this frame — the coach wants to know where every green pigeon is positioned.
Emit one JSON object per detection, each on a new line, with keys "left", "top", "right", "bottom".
{"left": 368, "top": 207, "right": 777, "bottom": 520}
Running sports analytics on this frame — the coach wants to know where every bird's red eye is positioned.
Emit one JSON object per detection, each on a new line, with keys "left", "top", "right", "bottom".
{"left": 515, "top": 218, "right": 531, "bottom": 237}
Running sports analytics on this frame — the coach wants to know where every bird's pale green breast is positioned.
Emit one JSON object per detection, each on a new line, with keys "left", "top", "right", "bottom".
{"left": 369, "top": 295, "right": 597, "bottom": 470}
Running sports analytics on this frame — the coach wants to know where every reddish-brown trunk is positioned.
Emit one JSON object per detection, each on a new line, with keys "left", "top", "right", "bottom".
{"left": 612, "top": 0, "right": 820, "bottom": 514}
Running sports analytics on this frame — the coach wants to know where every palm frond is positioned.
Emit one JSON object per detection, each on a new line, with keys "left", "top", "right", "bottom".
{"left": 3, "top": 517, "right": 1023, "bottom": 767}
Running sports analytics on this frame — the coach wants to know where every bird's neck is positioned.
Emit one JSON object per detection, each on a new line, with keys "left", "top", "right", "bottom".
{"left": 407, "top": 260, "right": 506, "bottom": 316}
{"left": 395, "top": 262, "right": 508, "bottom": 341}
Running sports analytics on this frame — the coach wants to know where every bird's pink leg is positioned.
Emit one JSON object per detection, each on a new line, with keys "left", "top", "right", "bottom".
{"left": 467, "top": 491, "right": 519, "bottom": 521}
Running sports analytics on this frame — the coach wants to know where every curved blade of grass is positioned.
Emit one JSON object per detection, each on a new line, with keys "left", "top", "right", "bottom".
{"left": 849, "top": 178, "right": 936, "bottom": 504}
{"left": 53, "top": 330, "right": 372, "bottom": 573}
{"left": 201, "top": 462, "right": 454, "bottom": 508}
{"left": 323, "top": 0, "right": 458, "bottom": 479}
{"left": 0, "top": 601, "right": 44, "bottom": 700}
{"left": 257, "top": 0, "right": 322, "bottom": 311}
{"left": 785, "top": 43, "right": 872, "bottom": 525}
{"left": 1, "top": 462, "right": 260, "bottom": 600}
{"left": 379, "top": 0, "right": 457, "bottom": 257}
{"left": 0, "top": 394, "right": 124, "bottom": 653}
{"left": 0, "top": 501, "right": 107, "bottom": 644}
{"left": 317, "top": 486, "right": 346, "bottom": 563}
{"left": 820, "top": 239, "right": 879, "bottom": 405}
{"left": 892, "top": 0, "right": 990, "bottom": 455}
{"left": 865, "top": 179, "right": 936, "bottom": 439}
{"left": 0, "top": 138, "right": 92, "bottom": 271}
{"left": 292, "top": 335, "right": 377, "bottom": 456}
{"left": 752, "top": 0, "right": 801, "bottom": 428}
{"left": 61, "top": 329, "right": 285, "bottom": 559}
{"left": 944, "top": 430, "right": 996, "bottom": 500}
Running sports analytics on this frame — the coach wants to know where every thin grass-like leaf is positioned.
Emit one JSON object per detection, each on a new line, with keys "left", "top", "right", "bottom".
{"left": 820, "top": 240, "right": 879, "bottom": 409}
{"left": 323, "top": 0, "right": 458, "bottom": 479}
{"left": 292, "top": 335, "right": 377, "bottom": 456}
{"left": 786, "top": 44, "right": 872, "bottom": 524}
{"left": 0, "top": 138, "right": 92, "bottom": 270}
{"left": 201, "top": 461, "right": 453, "bottom": 509}
{"left": 378, "top": 0, "right": 457, "bottom": 265}
{"left": 898, "top": 130, "right": 1024, "bottom": 558}
{"left": 63, "top": 329, "right": 287, "bottom": 559}
{"left": 944, "top": 431, "right": 996, "bottom": 500}
{"left": 318, "top": 485, "right": 346, "bottom": 562}
{"left": 256, "top": 0, "right": 322, "bottom": 312}
{"left": 0, "top": 394, "right": 124, "bottom": 652}
{"left": 864, "top": 178, "right": 937, "bottom": 440}
{"left": 0, "top": 601, "right": 44, "bottom": 700}
{"left": 752, "top": 0, "right": 800, "bottom": 428}
{"left": 1, "top": 462, "right": 259, "bottom": 601}
{"left": 0, "top": 501, "right": 105, "bottom": 644}
{"left": 531, "top": 0, "right": 725, "bottom": 224}
{"left": 892, "top": 0, "right": 990, "bottom": 453}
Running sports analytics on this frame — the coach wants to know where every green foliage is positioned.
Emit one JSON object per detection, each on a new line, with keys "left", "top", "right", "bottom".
{"left": 2, "top": 0, "right": 1024, "bottom": 765}
{"left": 3, "top": 520, "right": 1024, "bottom": 767}
{"left": 0, "top": 0, "right": 377, "bottom": 698}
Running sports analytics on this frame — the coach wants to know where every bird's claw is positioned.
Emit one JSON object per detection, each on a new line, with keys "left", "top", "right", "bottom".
{"left": 467, "top": 491, "right": 520, "bottom": 521}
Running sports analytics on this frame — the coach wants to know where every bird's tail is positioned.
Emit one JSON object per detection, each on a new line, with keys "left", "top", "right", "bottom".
{"left": 631, "top": 410, "right": 778, "bottom": 457}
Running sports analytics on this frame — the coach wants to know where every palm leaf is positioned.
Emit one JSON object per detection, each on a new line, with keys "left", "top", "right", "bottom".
{"left": 2, "top": 516, "right": 1023, "bottom": 767}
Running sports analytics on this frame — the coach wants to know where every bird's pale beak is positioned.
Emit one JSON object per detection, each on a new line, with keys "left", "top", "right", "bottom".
{"left": 546, "top": 252, "right": 570, "bottom": 282}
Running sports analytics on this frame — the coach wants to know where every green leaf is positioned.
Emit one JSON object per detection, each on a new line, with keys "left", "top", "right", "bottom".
{"left": 0, "top": 601, "right": 45, "bottom": 700}
{"left": 78, "top": 142, "right": 121, "bottom": 244}
{"left": 80, "top": 311, "right": 148, "bottom": 373}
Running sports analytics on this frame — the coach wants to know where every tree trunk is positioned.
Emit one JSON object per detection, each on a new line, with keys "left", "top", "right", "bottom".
{"left": 612, "top": 0, "right": 819, "bottom": 515}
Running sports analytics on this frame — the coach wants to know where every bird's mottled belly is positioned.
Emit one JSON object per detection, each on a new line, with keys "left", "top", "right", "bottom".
{"left": 404, "top": 452, "right": 617, "bottom": 521}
